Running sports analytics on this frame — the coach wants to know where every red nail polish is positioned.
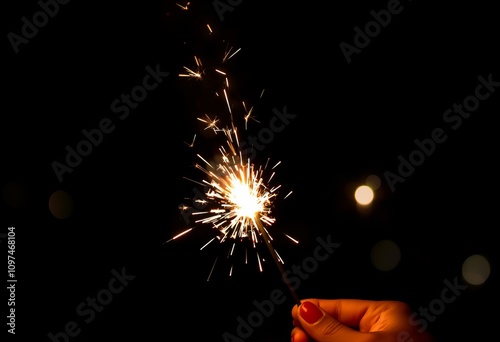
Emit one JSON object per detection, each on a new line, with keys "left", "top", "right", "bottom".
{"left": 300, "top": 301, "right": 324, "bottom": 324}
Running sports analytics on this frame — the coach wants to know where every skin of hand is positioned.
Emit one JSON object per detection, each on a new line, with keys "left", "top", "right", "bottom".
{"left": 291, "top": 298, "right": 435, "bottom": 342}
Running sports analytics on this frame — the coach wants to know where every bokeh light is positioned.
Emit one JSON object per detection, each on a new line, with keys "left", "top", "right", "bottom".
{"left": 49, "top": 190, "right": 74, "bottom": 219}
{"left": 371, "top": 239, "right": 401, "bottom": 271}
{"left": 354, "top": 185, "right": 374, "bottom": 205}
{"left": 462, "top": 254, "right": 491, "bottom": 286}
{"left": 366, "top": 175, "right": 381, "bottom": 190}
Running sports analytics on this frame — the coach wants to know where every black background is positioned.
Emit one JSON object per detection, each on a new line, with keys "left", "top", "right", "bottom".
{"left": 3, "top": 0, "right": 498, "bottom": 341}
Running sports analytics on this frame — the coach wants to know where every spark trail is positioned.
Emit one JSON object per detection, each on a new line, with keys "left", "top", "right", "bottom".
{"left": 167, "top": 1, "right": 300, "bottom": 305}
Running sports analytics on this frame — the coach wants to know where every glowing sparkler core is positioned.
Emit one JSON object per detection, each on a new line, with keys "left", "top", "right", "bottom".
{"left": 230, "top": 180, "right": 263, "bottom": 219}
{"left": 220, "top": 161, "right": 276, "bottom": 234}
{"left": 193, "top": 127, "right": 278, "bottom": 244}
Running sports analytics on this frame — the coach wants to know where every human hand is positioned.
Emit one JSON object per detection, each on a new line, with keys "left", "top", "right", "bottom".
{"left": 291, "top": 298, "right": 434, "bottom": 342}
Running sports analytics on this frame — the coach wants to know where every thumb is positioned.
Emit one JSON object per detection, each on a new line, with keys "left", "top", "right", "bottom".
{"left": 297, "top": 301, "right": 366, "bottom": 342}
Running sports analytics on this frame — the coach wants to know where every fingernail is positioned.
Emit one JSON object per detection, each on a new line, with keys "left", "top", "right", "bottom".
{"left": 300, "top": 301, "right": 324, "bottom": 324}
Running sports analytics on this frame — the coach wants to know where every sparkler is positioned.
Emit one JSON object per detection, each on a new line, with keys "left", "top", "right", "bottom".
{"left": 168, "top": 2, "right": 301, "bottom": 306}
{"left": 172, "top": 123, "right": 300, "bottom": 305}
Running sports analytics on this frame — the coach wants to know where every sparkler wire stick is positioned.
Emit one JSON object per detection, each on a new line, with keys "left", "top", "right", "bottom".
{"left": 255, "top": 215, "right": 301, "bottom": 306}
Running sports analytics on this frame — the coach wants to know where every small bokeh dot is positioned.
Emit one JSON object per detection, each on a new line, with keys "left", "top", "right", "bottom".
{"left": 371, "top": 239, "right": 401, "bottom": 272}
{"left": 355, "top": 185, "right": 374, "bottom": 205}
{"left": 49, "top": 190, "right": 74, "bottom": 219}
{"left": 462, "top": 254, "right": 491, "bottom": 286}
{"left": 366, "top": 175, "right": 381, "bottom": 190}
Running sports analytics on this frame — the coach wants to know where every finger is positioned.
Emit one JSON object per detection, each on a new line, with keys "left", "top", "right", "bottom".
{"left": 291, "top": 303, "right": 300, "bottom": 326}
{"left": 291, "top": 327, "right": 313, "bottom": 342}
{"left": 295, "top": 298, "right": 393, "bottom": 331}
{"left": 297, "top": 301, "right": 371, "bottom": 342}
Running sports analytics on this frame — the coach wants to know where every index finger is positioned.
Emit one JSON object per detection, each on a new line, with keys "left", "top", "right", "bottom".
{"left": 292, "top": 298, "right": 408, "bottom": 332}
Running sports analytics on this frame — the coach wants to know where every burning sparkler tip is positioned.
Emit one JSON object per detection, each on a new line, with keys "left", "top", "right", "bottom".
{"left": 172, "top": 10, "right": 299, "bottom": 291}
